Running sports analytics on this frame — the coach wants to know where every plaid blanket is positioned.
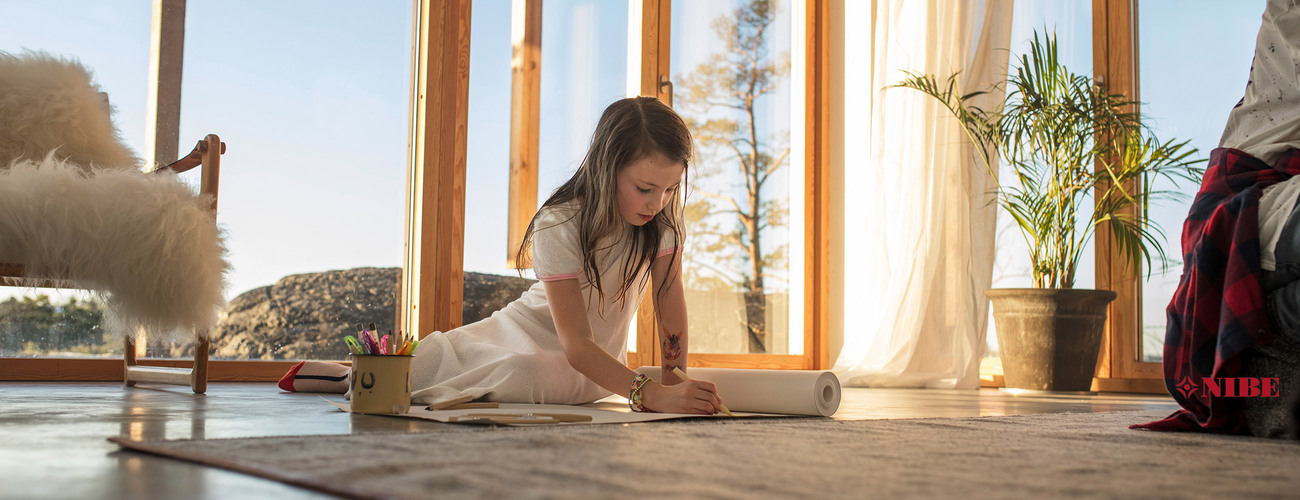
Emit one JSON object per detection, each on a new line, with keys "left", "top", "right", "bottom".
{"left": 1134, "top": 148, "right": 1300, "bottom": 434}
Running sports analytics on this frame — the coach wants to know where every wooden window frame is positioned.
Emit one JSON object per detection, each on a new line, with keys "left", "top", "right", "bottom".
{"left": 1, "top": 0, "right": 831, "bottom": 382}
{"left": 623, "top": 0, "right": 831, "bottom": 370}
{"left": 401, "top": 0, "right": 472, "bottom": 339}
{"left": 490, "top": 0, "right": 1157, "bottom": 384}
{"left": 505, "top": 0, "right": 541, "bottom": 270}
{"left": 1091, "top": 0, "right": 1166, "bottom": 394}
{"left": 0, "top": 358, "right": 299, "bottom": 382}
{"left": 0, "top": 0, "right": 285, "bottom": 383}
{"left": 0, "top": 0, "right": 456, "bottom": 383}
{"left": 501, "top": 0, "right": 829, "bottom": 370}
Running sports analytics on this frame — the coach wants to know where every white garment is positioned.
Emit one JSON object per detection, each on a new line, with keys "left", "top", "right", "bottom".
{"left": 1218, "top": 0, "right": 1300, "bottom": 166}
{"left": 832, "top": 0, "right": 1012, "bottom": 389}
{"left": 1236, "top": 0, "right": 1300, "bottom": 271}
{"left": 1260, "top": 176, "right": 1300, "bottom": 271}
{"left": 409, "top": 200, "right": 678, "bottom": 404}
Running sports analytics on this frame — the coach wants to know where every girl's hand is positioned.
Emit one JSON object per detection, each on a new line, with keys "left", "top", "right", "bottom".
{"left": 642, "top": 379, "right": 722, "bottom": 414}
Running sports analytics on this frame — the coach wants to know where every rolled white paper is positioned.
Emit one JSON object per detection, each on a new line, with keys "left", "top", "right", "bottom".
{"left": 636, "top": 367, "right": 841, "bottom": 416}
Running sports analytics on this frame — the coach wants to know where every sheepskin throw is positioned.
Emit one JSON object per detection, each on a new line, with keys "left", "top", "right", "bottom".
{"left": 0, "top": 157, "right": 228, "bottom": 342}
{"left": 0, "top": 50, "right": 227, "bottom": 343}
{"left": 0, "top": 51, "right": 141, "bottom": 171}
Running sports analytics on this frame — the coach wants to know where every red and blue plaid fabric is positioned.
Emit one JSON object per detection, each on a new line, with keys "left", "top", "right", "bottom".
{"left": 1133, "top": 148, "right": 1300, "bottom": 434}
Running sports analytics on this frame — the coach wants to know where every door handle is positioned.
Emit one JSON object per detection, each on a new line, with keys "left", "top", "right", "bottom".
{"left": 659, "top": 74, "right": 674, "bottom": 108}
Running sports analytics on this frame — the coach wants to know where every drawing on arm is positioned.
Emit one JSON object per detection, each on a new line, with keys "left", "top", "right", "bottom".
{"left": 661, "top": 326, "right": 683, "bottom": 360}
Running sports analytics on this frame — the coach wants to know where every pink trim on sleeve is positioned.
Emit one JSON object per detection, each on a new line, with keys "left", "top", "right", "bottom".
{"left": 655, "top": 246, "right": 683, "bottom": 258}
{"left": 537, "top": 272, "right": 580, "bottom": 282}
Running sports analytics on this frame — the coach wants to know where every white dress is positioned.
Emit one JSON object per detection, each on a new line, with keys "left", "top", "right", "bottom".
{"left": 409, "top": 200, "right": 679, "bottom": 404}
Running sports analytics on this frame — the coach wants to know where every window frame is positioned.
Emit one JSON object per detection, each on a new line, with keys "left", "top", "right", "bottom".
{"left": 1091, "top": 0, "right": 1166, "bottom": 393}
{"left": 0, "top": 0, "right": 435, "bottom": 382}
{"left": 502, "top": 0, "right": 829, "bottom": 370}
{"left": 0, "top": 0, "right": 835, "bottom": 381}
{"left": 622, "top": 0, "right": 829, "bottom": 370}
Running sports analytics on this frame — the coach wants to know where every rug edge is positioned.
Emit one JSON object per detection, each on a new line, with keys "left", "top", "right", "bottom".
{"left": 108, "top": 436, "right": 377, "bottom": 500}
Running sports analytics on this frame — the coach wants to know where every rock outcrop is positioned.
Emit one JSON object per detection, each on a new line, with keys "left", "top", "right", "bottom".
{"left": 209, "top": 267, "right": 535, "bottom": 360}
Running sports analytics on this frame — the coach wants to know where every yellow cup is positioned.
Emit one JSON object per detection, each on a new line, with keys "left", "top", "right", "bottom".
{"left": 349, "top": 354, "right": 413, "bottom": 414}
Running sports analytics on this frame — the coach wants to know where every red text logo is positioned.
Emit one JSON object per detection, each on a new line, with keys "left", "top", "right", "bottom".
{"left": 1176, "top": 376, "right": 1280, "bottom": 398}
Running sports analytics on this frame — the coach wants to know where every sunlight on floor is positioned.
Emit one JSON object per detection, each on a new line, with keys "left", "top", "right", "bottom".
{"left": 980, "top": 356, "right": 1004, "bottom": 386}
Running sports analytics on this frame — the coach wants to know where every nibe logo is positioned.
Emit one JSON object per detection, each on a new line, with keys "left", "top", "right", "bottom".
{"left": 1175, "top": 376, "right": 1281, "bottom": 399}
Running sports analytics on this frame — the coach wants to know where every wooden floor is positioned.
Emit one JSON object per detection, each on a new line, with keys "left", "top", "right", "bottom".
{"left": 1, "top": 382, "right": 1180, "bottom": 499}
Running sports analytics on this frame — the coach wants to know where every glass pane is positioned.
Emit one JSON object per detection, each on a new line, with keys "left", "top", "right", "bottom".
{"left": 1138, "top": 1, "right": 1258, "bottom": 362}
{"left": 532, "top": 0, "right": 631, "bottom": 335}
{"left": 0, "top": 1, "right": 150, "bottom": 358}
{"left": 463, "top": 1, "right": 537, "bottom": 327}
{"left": 537, "top": 0, "right": 630, "bottom": 198}
{"left": 164, "top": 2, "right": 413, "bottom": 361}
{"left": 464, "top": 0, "right": 631, "bottom": 336}
{"left": 985, "top": 1, "right": 1093, "bottom": 373}
{"left": 672, "top": 0, "right": 798, "bottom": 354}
{"left": 0, "top": 292, "right": 113, "bottom": 358}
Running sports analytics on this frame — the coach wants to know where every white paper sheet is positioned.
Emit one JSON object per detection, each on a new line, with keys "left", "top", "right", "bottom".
{"left": 325, "top": 367, "right": 841, "bottom": 424}
{"left": 326, "top": 399, "right": 780, "bottom": 425}
{"left": 636, "top": 367, "right": 842, "bottom": 416}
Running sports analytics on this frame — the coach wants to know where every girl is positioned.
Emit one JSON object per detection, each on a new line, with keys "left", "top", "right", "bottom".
{"left": 281, "top": 97, "right": 722, "bottom": 414}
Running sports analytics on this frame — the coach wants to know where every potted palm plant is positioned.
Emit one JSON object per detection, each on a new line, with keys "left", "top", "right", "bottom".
{"left": 897, "top": 32, "right": 1203, "bottom": 391}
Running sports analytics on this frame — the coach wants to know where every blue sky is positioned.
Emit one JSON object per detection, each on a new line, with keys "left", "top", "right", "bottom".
{"left": 1138, "top": 1, "right": 1260, "bottom": 340}
{"left": 0, "top": 0, "right": 773, "bottom": 301}
{"left": 0, "top": 0, "right": 1270, "bottom": 345}
{"left": 0, "top": 0, "right": 414, "bottom": 301}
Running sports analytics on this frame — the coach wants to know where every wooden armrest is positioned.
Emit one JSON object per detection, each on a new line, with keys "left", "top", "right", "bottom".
{"left": 146, "top": 134, "right": 223, "bottom": 209}
{"left": 149, "top": 134, "right": 226, "bottom": 175}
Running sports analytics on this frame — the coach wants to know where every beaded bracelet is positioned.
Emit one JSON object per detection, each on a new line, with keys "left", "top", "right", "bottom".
{"left": 628, "top": 373, "right": 652, "bottom": 412}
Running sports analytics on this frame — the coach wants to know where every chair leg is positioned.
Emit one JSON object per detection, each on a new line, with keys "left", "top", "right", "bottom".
{"left": 123, "top": 329, "right": 208, "bottom": 393}
{"left": 191, "top": 333, "right": 209, "bottom": 394}
{"left": 124, "top": 335, "right": 137, "bottom": 387}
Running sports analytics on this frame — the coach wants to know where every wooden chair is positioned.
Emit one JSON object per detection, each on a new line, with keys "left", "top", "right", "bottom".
{"left": 2, "top": 52, "right": 226, "bottom": 393}
{"left": 124, "top": 134, "right": 224, "bottom": 393}
{"left": 0, "top": 134, "right": 224, "bottom": 394}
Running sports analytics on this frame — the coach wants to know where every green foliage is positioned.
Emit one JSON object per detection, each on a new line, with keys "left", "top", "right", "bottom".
{"left": 894, "top": 32, "right": 1203, "bottom": 288}
{"left": 0, "top": 294, "right": 107, "bottom": 355}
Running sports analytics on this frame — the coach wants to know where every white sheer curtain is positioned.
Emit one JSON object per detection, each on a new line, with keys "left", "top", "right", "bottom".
{"left": 831, "top": 0, "right": 1014, "bottom": 389}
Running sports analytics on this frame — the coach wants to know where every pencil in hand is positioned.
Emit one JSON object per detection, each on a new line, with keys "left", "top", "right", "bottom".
{"left": 671, "top": 367, "right": 733, "bottom": 416}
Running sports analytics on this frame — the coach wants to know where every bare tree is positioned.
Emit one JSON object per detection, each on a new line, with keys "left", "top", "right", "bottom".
{"left": 676, "top": 0, "right": 789, "bottom": 353}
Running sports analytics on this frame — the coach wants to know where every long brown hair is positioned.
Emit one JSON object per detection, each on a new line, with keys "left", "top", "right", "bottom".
{"left": 516, "top": 96, "right": 692, "bottom": 306}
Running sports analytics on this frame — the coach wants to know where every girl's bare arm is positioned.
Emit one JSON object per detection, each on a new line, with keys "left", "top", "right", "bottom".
{"left": 544, "top": 278, "right": 639, "bottom": 396}
{"left": 544, "top": 268, "right": 719, "bottom": 414}
{"left": 649, "top": 250, "right": 688, "bottom": 386}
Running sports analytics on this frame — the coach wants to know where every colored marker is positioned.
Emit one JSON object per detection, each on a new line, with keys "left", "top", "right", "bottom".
{"left": 344, "top": 335, "right": 363, "bottom": 354}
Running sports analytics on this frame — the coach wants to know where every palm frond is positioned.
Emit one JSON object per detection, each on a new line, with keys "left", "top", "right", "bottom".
{"left": 894, "top": 29, "right": 1204, "bottom": 288}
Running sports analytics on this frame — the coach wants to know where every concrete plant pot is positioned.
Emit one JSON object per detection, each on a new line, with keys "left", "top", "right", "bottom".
{"left": 986, "top": 288, "right": 1117, "bottom": 392}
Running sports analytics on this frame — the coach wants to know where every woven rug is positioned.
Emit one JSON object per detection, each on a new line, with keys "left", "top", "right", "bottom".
{"left": 111, "top": 410, "right": 1300, "bottom": 499}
